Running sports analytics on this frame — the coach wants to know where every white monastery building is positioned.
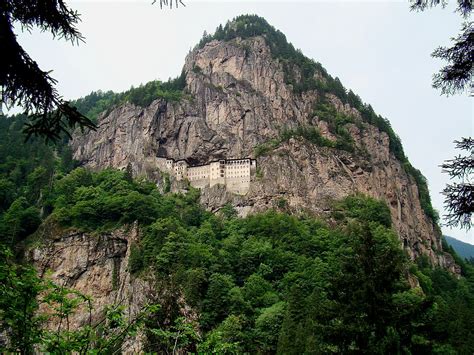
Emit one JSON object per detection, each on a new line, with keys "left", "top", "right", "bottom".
{"left": 157, "top": 157, "right": 257, "bottom": 195}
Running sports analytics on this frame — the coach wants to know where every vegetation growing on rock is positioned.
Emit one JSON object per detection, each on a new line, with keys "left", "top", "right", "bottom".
{"left": 0, "top": 117, "right": 473, "bottom": 353}
{"left": 196, "top": 14, "right": 437, "bottom": 222}
{"left": 72, "top": 71, "right": 186, "bottom": 123}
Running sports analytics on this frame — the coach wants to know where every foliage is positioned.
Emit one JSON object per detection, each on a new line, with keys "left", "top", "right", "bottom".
{"left": 312, "top": 98, "right": 356, "bottom": 152}
{"left": 0, "top": 197, "right": 41, "bottom": 245}
{"left": 410, "top": 0, "right": 473, "bottom": 95}
{"left": 147, "top": 316, "right": 200, "bottom": 353}
{"left": 404, "top": 162, "right": 440, "bottom": 223}
{"left": 415, "top": 256, "right": 474, "bottom": 353}
{"left": 1, "top": 0, "right": 96, "bottom": 141}
{"left": 0, "top": 245, "right": 159, "bottom": 353}
{"left": 50, "top": 168, "right": 165, "bottom": 231}
{"left": 1, "top": 151, "right": 473, "bottom": 352}
{"left": 70, "top": 185, "right": 469, "bottom": 353}
{"left": 0, "top": 115, "right": 76, "bottom": 248}
{"left": 71, "top": 71, "right": 186, "bottom": 123}
{"left": 220, "top": 203, "right": 238, "bottom": 219}
{"left": 254, "top": 125, "right": 336, "bottom": 157}
{"left": 444, "top": 235, "right": 474, "bottom": 260}
{"left": 0, "top": 247, "right": 44, "bottom": 353}
{"left": 333, "top": 194, "right": 392, "bottom": 227}
{"left": 440, "top": 137, "right": 473, "bottom": 230}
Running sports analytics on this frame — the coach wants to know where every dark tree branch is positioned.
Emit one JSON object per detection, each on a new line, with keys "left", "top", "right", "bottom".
{"left": 441, "top": 155, "right": 474, "bottom": 178}
{"left": 410, "top": 0, "right": 447, "bottom": 12}
{"left": 410, "top": 0, "right": 472, "bottom": 18}
{"left": 456, "top": 0, "right": 473, "bottom": 18}
{"left": 1, "top": 0, "right": 187, "bottom": 140}
{"left": 454, "top": 137, "right": 474, "bottom": 150}
{"left": 0, "top": 0, "right": 95, "bottom": 141}
{"left": 441, "top": 137, "right": 474, "bottom": 230}
{"left": 432, "top": 21, "right": 473, "bottom": 96}
{"left": 410, "top": 1, "right": 473, "bottom": 96}
{"left": 5, "top": 0, "right": 84, "bottom": 43}
{"left": 152, "top": 0, "right": 186, "bottom": 9}
{"left": 443, "top": 183, "right": 474, "bottom": 230}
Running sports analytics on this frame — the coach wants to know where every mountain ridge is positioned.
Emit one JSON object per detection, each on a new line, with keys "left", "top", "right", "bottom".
{"left": 71, "top": 14, "right": 453, "bottom": 270}
{"left": 72, "top": 15, "right": 437, "bottom": 223}
{"left": 3, "top": 14, "right": 474, "bottom": 354}
{"left": 445, "top": 235, "right": 474, "bottom": 260}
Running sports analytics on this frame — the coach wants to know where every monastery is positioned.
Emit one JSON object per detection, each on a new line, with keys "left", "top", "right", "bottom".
{"left": 157, "top": 157, "right": 257, "bottom": 195}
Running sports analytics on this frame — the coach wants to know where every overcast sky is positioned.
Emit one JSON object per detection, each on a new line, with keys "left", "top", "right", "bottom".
{"left": 15, "top": 0, "right": 473, "bottom": 243}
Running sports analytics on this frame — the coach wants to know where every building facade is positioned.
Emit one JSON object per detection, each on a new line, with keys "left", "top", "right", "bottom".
{"left": 157, "top": 157, "right": 257, "bottom": 195}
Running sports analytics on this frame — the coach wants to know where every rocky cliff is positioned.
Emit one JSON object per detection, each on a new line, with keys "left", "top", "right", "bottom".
{"left": 29, "top": 223, "right": 199, "bottom": 351}
{"left": 71, "top": 26, "right": 456, "bottom": 271}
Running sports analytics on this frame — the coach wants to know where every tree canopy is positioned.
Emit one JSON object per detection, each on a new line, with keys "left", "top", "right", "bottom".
{"left": 0, "top": 118, "right": 473, "bottom": 353}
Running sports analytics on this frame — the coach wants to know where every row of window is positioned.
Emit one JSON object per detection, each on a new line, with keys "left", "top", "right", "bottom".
{"left": 226, "top": 166, "right": 250, "bottom": 170}
{"left": 188, "top": 175, "right": 251, "bottom": 180}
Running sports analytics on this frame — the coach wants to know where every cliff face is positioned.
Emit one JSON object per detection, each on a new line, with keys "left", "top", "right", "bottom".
{"left": 72, "top": 35, "right": 456, "bottom": 271}
{"left": 29, "top": 224, "right": 147, "bottom": 351}
{"left": 29, "top": 224, "right": 198, "bottom": 351}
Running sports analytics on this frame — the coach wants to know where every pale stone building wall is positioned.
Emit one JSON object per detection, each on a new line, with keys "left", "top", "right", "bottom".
{"left": 187, "top": 164, "right": 210, "bottom": 189}
{"left": 156, "top": 157, "right": 256, "bottom": 195}
{"left": 174, "top": 161, "right": 188, "bottom": 181}
{"left": 209, "top": 161, "right": 226, "bottom": 187}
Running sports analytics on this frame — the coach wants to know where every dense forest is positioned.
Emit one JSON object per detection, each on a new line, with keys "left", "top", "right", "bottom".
{"left": 445, "top": 235, "right": 474, "bottom": 262}
{"left": 0, "top": 114, "right": 473, "bottom": 353}
{"left": 1, "top": 14, "right": 471, "bottom": 354}
{"left": 71, "top": 72, "right": 186, "bottom": 123}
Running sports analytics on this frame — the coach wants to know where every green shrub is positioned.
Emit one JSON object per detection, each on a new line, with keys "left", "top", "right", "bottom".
{"left": 71, "top": 71, "right": 186, "bottom": 122}
{"left": 128, "top": 243, "right": 144, "bottom": 274}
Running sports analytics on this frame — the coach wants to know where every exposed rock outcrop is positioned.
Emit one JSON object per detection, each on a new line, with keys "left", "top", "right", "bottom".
{"left": 72, "top": 35, "right": 451, "bottom": 269}
{"left": 29, "top": 224, "right": 199, "bottom": 352}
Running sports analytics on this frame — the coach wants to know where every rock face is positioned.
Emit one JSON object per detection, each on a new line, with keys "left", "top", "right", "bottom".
{"left": 30, "top": 223, "right": 199, "bottom": 351}
{"left": 30, "top": 224, "right": 148, "bottom": 351}
{"left": 72, "top": 35, "right": 454, "bottom": 270}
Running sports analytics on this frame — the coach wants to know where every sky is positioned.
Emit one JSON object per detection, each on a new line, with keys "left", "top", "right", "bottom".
{"left": 13, "top": 0, "right": 473, "bottom": 243}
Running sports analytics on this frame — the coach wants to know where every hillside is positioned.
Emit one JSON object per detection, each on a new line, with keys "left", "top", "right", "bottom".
{"left": 1, "top": 15, "right": 473, "bottom": 354}
{"left": 72, "top": 15, "right": 451, "bottom": 270}
{"left": 445, "top": 235, "right": 474, "bottom": 260}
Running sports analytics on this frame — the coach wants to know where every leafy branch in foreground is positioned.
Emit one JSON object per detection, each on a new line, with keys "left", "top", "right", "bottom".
{"left": 410, "top": 0, "right": 473, "bottom": 95}
{"left": 152, "top": 0, "right": 186, "bottom": 9}
{"left": 441, "top": 137, "right": 473, "bottom": 230}
{"left": 0, "top": 0, "right": 96, "bottom": 141}
{"left": 0, "top": 245, "right": 160, "bottom": 353}
{"left": 432, "top": 21, "right": 473, "bottom": 95}
{"left": 1, "top": 0, "right": 186, "bottom": 141}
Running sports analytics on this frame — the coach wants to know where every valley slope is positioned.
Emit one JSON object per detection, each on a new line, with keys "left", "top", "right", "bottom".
{"left": 72, "top": 16, "right": 455, "bottom": 270}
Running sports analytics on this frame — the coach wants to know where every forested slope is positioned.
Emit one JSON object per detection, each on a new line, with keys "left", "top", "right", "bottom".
{"left": 1, "top": 14, "right": 472, "bottom": 354}
{"left": 445, "top": 235, "right": 474, "bottom": 261}
{"left": 1, "top": 113, "right": 473, "bottom": 353}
